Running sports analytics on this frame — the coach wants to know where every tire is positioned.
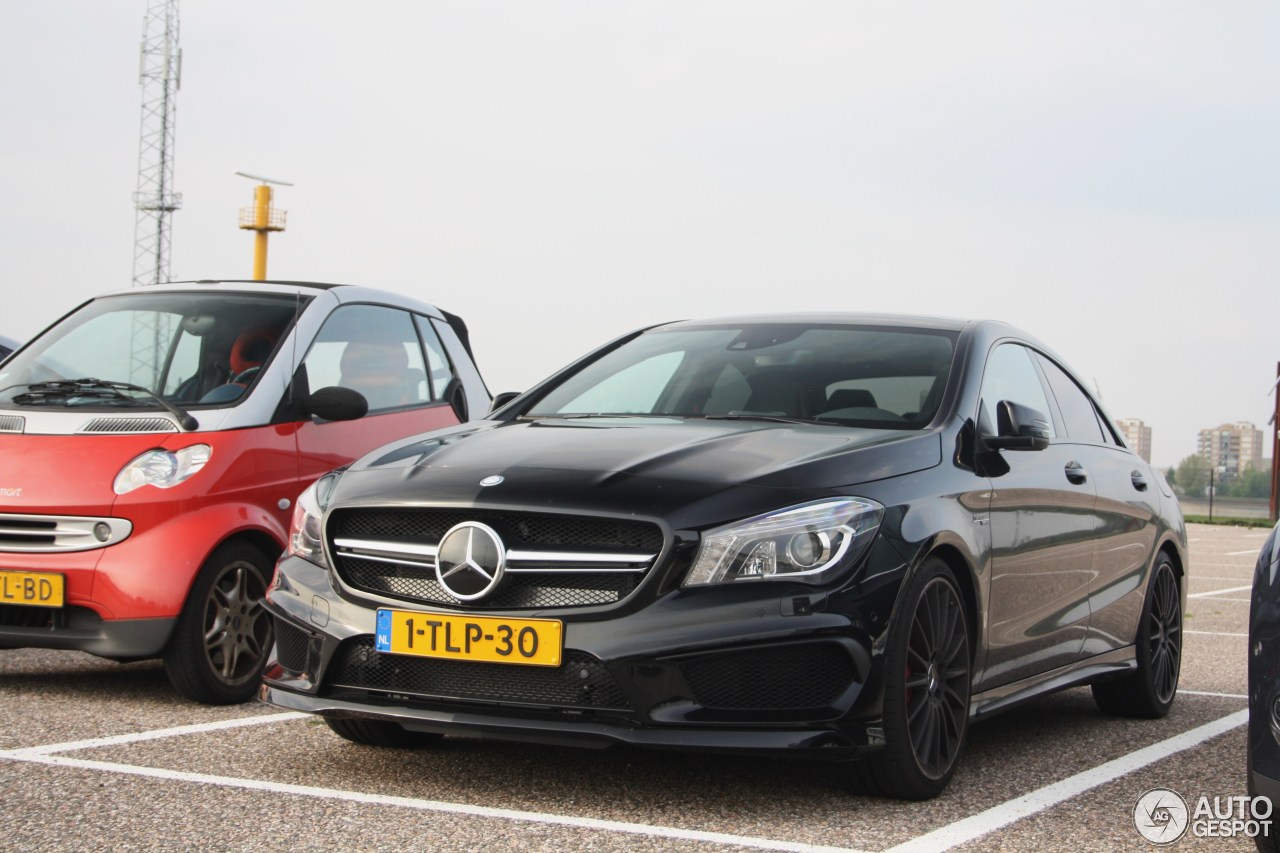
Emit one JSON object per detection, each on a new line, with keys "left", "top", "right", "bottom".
{"left": 854, "top": 557, "right": 972, "bottom": 800}
{"left": 163, "top": 541, "right": 274, "bottom": 705}
{"left": 325, "top": 717, "right": 444, "bottom": 748}
{"left": 1092, "top": 554, "right": 1181, "bottom": 718}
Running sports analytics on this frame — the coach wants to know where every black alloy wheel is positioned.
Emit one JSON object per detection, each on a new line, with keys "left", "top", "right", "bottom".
{"left": 1093, "top": 554, "right": 1182, "bottom": 717}
{"left": 855, "top": 557, "right": 971, "bottom": 800}
{"left": 163, "top": 541, "right": 274, "bottom": 705}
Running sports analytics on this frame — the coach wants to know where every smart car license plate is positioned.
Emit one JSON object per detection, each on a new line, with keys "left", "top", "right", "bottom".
{"left": 0, "top": 570, "right": 65, "bottom": 607}
{"left": 375, "top": 609, "right": 563, "bottom": 667}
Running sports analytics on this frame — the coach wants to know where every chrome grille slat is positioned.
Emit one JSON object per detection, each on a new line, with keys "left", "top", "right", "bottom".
{"left": 0, "top": 415, "right": 25, "bottom": 433}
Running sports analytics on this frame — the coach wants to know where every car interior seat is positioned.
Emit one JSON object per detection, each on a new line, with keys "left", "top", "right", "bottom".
{"left": 338, "top": 340, "right": 416, "bottom": 411}
{"left": 743, "top": 369, "right": 817, "bottom": 418}
{"left": 825, "top": 388, "right": 877, "bottom": 410}
{"left": 199, "top": 327, "right": 279, "bottom": 404}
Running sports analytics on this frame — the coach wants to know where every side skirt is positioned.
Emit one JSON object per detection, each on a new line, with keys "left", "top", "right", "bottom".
{"left": 970, "top": 646, "right": 1136, "bottom": 720}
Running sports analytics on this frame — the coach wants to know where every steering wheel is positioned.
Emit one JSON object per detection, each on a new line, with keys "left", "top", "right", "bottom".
{"left": 229, "top": 366, "right": 261, "bottom": 385}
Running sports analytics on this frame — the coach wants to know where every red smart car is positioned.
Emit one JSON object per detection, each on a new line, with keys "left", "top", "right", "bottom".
{"left": 0, "top": 280, "right": 490, "bottom": 703}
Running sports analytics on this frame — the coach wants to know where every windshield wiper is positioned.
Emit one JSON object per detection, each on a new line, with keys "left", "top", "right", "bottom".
{"left": 9, "top": 379, "right": 198, "bottom": 431}
{"left": 702, "top": 412, "right": 840, "bottom": 426}
{"left": 521, "top": 412, "right": 687, "bottom": 421}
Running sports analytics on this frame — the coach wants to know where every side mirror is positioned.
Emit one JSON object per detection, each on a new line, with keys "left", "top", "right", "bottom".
{"left": 300, "top": 386, "right": 369, "bottom": 422}
{"left": 488, "top": 391, "right": 521, "bottom": 415}
{"left": 983, "top": 400, "right": 1051, "bottom": 451}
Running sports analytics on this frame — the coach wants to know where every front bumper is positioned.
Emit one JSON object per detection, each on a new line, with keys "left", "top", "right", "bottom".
{"left": 261, "top": 554, "right": 887, "bottom": 757}
{"left": 0, "top": 605, "right": 173, "bottom": 658}
{"left": 261, "top": 682, "right": 876, "bottom": 754}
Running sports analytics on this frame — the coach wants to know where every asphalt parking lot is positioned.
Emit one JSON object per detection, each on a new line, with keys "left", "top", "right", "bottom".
{"left": 0, "top": 522, "right": 1265, "bottom": 852}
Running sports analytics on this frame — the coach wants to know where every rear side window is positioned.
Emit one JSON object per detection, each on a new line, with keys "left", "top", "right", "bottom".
{"left": 416, "top": 316, "right": 456, "bottom": 402}
{"left": 1035, "top": 355, "right": 1105, "bottom": 444}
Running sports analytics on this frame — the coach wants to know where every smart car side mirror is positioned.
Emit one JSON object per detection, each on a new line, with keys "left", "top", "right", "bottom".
{"left": 300, "top": 386, "right": 369, "bottom": 422}
{"left": 983, "top": 400, "right": 1051, "bottom": 451}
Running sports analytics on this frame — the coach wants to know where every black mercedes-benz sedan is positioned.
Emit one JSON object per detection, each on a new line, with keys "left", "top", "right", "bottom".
{"left": 260, "top": 314, "right": 1187, "bottom": 799}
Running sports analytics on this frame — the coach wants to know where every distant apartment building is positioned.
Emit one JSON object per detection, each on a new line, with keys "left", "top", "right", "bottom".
{"left": 1117, "top": 418, "right": 1152, "bottom": 463}
{"left": 1197, "top": 421, "right": 1264, "bottom": 481}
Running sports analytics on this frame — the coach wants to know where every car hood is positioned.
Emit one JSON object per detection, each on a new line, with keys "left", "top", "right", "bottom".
{"left": 330, "top": 418, "right": 941, "bottom": 522}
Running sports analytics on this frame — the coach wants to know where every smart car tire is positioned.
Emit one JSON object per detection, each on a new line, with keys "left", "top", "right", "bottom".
{"left": 325, "top": 718, "right": 444, "bottom": 748}
{"left": 1092, "top": 553, "right": 1181, "bottom": 718}
{"left": 855, "top": 557, "right": 971, "bottom": 800}
{"left": 163, "top": 541, "right": 274, "bottom": 705}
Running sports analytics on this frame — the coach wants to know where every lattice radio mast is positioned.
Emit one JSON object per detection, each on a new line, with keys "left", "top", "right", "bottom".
{"left": 129, "top": 0, "right": 182, "bottom": 383}
{"left": 131, "top": 0, "right": 182, "bottom": 289}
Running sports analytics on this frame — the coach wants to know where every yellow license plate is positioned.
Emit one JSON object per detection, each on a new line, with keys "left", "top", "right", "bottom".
{"left": 375, "top": 609, "right": 563, "bottom": 667}
{"left": 0, "top": 570, "right": 65, "bottom": 607}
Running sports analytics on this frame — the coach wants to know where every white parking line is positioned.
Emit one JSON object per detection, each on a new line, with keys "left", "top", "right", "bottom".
{"left": 1181, "top": 690, "right": 1248, "bottom": 700}
{"left": 1228, "top": 550, "right": 1262, "bottom": 556}
{"left": 5, "top": 712, "right": 308, "bottom": 757}
{"left": 1189, "top": 585, "right": 1253, "bottom": 599}
{"left": 1186, "top": 630, "right": 1248, "bottom": 638}
{"left": 0, "top": 751, "right": 870, "bottom": 853}
{"left": 883, "top": 709, "right": 1247, "bottom": 853}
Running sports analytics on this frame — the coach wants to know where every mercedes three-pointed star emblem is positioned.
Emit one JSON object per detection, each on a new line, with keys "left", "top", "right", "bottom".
{"left": 435, "top": 521, "right": 506, "bottom": 601}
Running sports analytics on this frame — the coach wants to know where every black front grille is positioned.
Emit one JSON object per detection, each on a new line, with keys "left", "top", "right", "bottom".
{"left": 680, "top": 642, "right": 857, "bottom": 711}
{"left": 0, "top": 604, "right": 59, "bottom": 629}
{"left": 325, "top": 636, "right": 631, "bottom": 711}
{"left": 274, "top": 619, "right": 310, "bottom": 674}
{"left": 328, "top": 508, "right": 664, "bottom": 610}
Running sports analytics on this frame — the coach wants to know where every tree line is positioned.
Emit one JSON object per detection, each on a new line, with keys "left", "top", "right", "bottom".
{"left": 1166, "top": 455, "right": 1270, "bottom": 499}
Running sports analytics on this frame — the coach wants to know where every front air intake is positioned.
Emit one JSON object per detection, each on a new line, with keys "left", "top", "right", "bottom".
{"left": 79, "top": 418, "right": 178, "bottom": 434}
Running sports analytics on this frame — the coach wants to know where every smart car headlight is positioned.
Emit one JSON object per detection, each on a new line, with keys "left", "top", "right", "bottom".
{"left": 287, "top": 471, "right": 342, "bottom": 569}
{"left": 113, "top": 445, "right": 212, "bottom": 495}
{"left": 684, "top": 497, "right": 883, "bottom": 587}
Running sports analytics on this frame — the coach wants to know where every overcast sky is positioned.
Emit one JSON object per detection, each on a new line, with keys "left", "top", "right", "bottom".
{"left": 1, "top": 2, "right": 1276, "bottom": 467}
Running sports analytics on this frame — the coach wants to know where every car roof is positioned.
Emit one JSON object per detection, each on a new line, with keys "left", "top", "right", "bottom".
{"left": 654, "top": 312, "right": 974, "bottom": 334}
{"left": 87, "top": 280, "right": 450, "bottom": 320}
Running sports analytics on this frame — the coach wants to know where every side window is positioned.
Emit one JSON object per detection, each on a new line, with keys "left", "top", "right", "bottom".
{"left": 416, "top": 316, "right": 456, "bottom": 402}
{"left": 979, "top": 344, "right": 1056, "bottom": 438}
{"left": 1036, "top": 355, "right": 1106, "bottom": 444}
{"left": 302, "top": 305, "right": 429, "bottom": 413}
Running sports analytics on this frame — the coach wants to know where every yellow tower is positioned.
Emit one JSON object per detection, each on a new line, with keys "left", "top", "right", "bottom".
{"left": 235, "top": 172, "right": 291, "bottom": 281}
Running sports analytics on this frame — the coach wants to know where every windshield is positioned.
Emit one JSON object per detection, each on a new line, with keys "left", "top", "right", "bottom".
{"left": 527, "top": 323, "right": 957, "bottom": 430}
{"left": 0, "top": 290, "right": 308, "bottom": 409}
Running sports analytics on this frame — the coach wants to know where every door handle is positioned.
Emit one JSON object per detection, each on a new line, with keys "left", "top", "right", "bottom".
{"left": 1064, "top": 461, "right": 1088, "bottom": 485}
{"left": 1131, "top": 470, "right": 1149, "bottom": 491}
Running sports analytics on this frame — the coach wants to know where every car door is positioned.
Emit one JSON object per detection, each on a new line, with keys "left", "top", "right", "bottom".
{"left": 977, "top": 342, "right": 1097, "bottom": 689}
{"left": 294, "top": 304, "right": 466, "bottom": 479}
{"left": 1034, "top": 353, "right": 1160, "bottom": 657}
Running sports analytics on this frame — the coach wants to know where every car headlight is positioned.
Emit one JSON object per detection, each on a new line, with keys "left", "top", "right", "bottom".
{"left": 684, "top": 497, "right": 883, "bottom": 587}
{"left": 287, "top": 471, "right": 342, "bottom": 568}
{"left": 113, "top": 445, "right": 212, "bottom": 495}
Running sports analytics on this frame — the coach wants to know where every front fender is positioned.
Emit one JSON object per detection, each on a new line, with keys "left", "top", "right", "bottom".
{"left": 91, "top": 501, "right": 288, "bottom": 618}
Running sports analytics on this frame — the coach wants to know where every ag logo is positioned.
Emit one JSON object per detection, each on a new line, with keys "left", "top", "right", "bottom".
{"left": 1134, "top": 788, "right": 1190, "bottom": 845}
